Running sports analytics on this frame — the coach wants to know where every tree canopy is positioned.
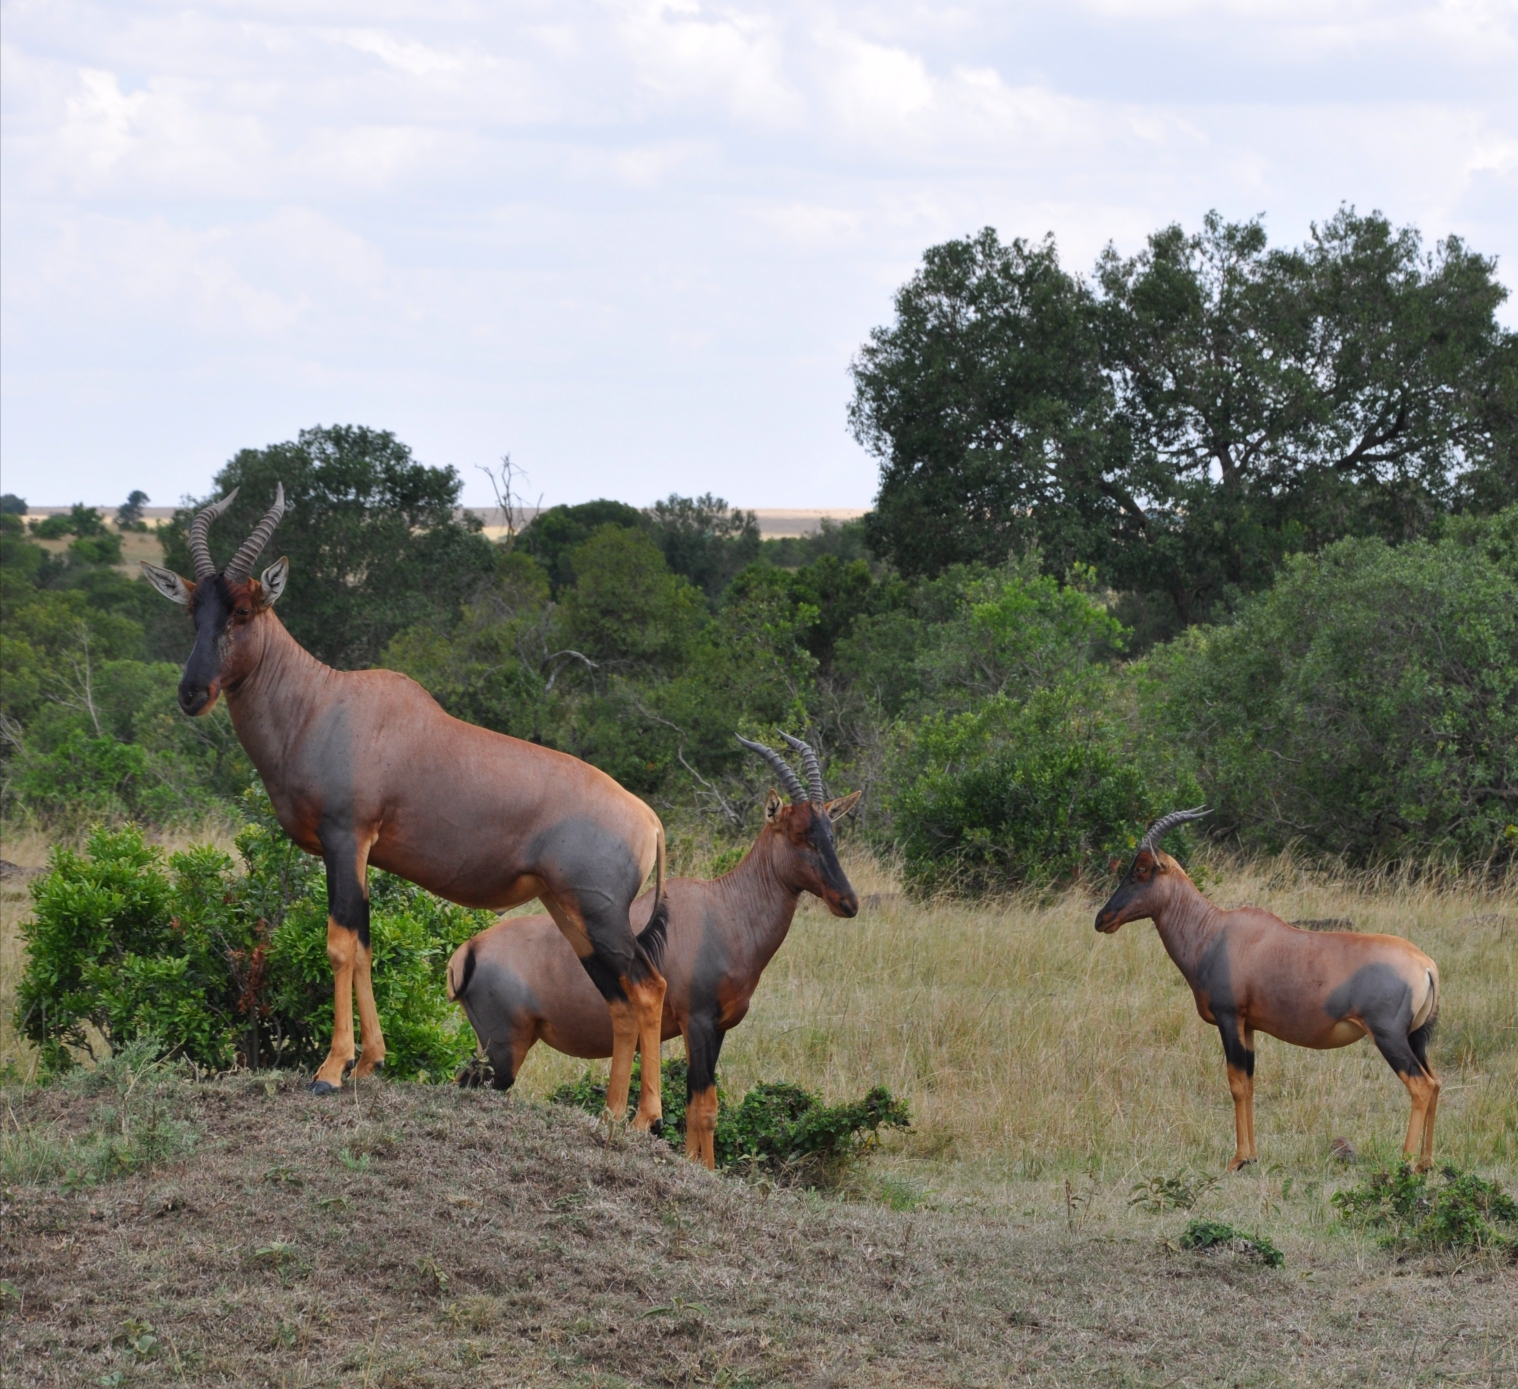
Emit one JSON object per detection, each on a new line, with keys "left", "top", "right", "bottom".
{"left": 852, "top": 209, "right": 1517, "bottom": 635}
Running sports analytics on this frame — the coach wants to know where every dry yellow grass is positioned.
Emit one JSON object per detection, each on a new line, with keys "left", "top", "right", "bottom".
{"left": 511, "top": 850, "right": 1518, "bottom": 1211}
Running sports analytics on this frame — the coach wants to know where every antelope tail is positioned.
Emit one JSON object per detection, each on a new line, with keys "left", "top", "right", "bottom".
{"left": 636, "top": 824, "right": 669, "bottom": 971}
{"left": 446, "top": 942, "right": 477, "bottom": 1003}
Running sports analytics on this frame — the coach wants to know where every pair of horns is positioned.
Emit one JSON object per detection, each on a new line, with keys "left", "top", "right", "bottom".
{"left": 736, "top": 732, "right": 825, "bottom": 804}
{"left": 1139, "top": 805, "right": 1210, "bottom": 853}
{"left": 188, "top": 485, "right": 287, "bottom": 582}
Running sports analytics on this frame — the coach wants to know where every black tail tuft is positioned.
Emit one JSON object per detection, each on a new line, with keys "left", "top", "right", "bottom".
{"left": 1408, "top": 1010, "right": 1438, "bottom": 1075}
{"left": 637, "top": 896, "right": 670, "bottom": 972}
{"left": 450, "top": 943, "right": 477, "bottom": 1002}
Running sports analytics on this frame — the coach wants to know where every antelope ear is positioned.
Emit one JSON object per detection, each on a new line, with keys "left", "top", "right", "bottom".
{"left": 825, "top": 790, "right": 862, "bottom": 823}
{"left": 141, "top": 562, "right": 193, "bottom": 606}
{"left": 259, "top": 556, "right": 289, "bottom": 607}
{"left": 764, "top": 789, "right": 784, "bottom": 822}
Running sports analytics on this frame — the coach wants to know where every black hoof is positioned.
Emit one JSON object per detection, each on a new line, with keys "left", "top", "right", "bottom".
{"left": 309, "top": 1079, "right": 341, "bottom": 1096}
{"left": 647, "top": 1117, "right": 665, "bottom": 1138}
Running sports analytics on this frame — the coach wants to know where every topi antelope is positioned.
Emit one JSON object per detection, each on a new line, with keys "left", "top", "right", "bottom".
{"left": 1096, "top": 809, "right": 1441, "bottom": 1171}
{"left": 448, "top": 733, "right": 861, "bottom": 1167}
{"left": 142, "top": 489, "right": 669, "bottom": 1126}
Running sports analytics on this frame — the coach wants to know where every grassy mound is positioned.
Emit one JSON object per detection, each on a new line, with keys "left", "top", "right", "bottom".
{"left": 4, "top": 1065, "right": 1517, "bottom": 1387}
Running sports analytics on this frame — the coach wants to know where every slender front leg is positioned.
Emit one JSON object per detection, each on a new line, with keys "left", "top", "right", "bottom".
{"left": 313, "top": 921, "right": 357, "bottom": 1093}
{"left": 311, "top": 824, "right": 383, "bottom": 1094}
{"left": 683, "top": 1010, "right": 725, "bottom": 1169}
{"left": 1217, "top": 1013, "right": 1257, "bottom": 1172}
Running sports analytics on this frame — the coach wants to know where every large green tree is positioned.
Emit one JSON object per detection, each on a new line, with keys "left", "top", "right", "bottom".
{"left": 1097, "top": 208, "right": 1513, "bottom": 625}
{"left": 161, "top": 425, "right": 495, "bottom": 670}
{"left": 850, "top": 230, "right": 1119, "bottom": 580}
{"left": 853, "top": 211, "right": 1516, "bottom": 630}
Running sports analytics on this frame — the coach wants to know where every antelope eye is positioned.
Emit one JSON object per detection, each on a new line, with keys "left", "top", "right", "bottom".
{"left": 235, "top": 606, "right": 251, "bottom": 618}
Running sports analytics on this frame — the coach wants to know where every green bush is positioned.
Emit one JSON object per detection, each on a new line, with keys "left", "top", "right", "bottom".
{"left": 885, "top": 679, "right": 1200, "bottom": 894}
{"left": 1147, "top": 522, "right": 1518, "bottom": 866}
{"left": 1332, "top": 1164, "right": 1518, "bottom": 1251}
{"left": 15, "top": 803, "right": 491, "bottom": 1081}
{"left": 550, "top": 1058, "right": 911, "bottom": 1186}
{"left": 1178, "top": 1218, "right": 1284, "bottom": 1267}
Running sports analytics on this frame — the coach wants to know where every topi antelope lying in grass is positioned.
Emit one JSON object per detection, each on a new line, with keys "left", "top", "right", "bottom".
{"left": 1096, "top": 809, "right": 1441, "bottom": 1172}
{"left": 448, "top": 733, "right": 861, "bottom": 1167}
{"left": 142, "top": 489, "right": 669, "bottom": 1128}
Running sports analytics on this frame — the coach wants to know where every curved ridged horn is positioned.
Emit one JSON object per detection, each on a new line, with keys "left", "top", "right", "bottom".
{"left": 188, "top": 488, "right": 239, "bottom": 580}
{"left": 735, "top": 734, "right": 806, "bottom": 804}
{"left": 224, "top": 484, "right": 287, "bottom": 582}
{"left": 1139, "top": 805, "right": 1211, "bottom": 854}
{"left": 777, "top": 731, "right": 825, "bottom": 804}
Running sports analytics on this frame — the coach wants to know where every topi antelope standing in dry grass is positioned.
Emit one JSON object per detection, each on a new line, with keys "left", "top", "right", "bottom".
{"left": 448, "top": 733, "right": 861, "bottom": 1167}
{"left": 1096, "top": 809, "right": 1441, "bottom": 1171}
{"left": 142, "top": 490, "right": 669, "bottom": 1126}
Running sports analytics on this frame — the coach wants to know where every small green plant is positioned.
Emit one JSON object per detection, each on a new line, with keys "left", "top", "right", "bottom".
{"left": 1178, "top": 1218, "right": 1284, "bottom": 1267}
{"left": 1332, "top": 1164, "right": 1518, "bottom": 1251}
{"left": 1129, "top": 1168, "right": 1221, "bottom": 1213}
{"left": 551, "top": 1057, "right": 910, "bottom": 1186}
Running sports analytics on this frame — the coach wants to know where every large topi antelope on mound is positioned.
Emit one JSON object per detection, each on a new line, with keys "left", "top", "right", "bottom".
{"left": 142, "top": 489, "right": 669, "bottom": 1126}
{"left": 448, "top": 733, "right": 861, "bottom": 1167}
{"left": 1096, "top": 808, "right": 1441, "bottom": 1171}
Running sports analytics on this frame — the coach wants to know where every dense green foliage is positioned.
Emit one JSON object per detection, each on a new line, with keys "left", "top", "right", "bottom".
{"left": 14, "top": 813, "right": 489, "bottom": 1080}
{"left": 1, "top": 508, "right": 247, "bottom": 829}
{"left": 1145, "top": 518, "right": 1518, "bottom": 865}
{"left": 551, "top": 1058, "right": 910, "bottom": 1185}
{"left": 1332, "top": 1164, "right": 1518, "bottom": 1251}
{"left": 853, "top": 209, "right": 1517, "bottom": 643}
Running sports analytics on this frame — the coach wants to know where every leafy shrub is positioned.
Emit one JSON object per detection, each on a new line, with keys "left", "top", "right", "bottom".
{"left": 1177, "top": 1218, "right": 1284, "bottom": 1267}
{"left": 1331, "top": 1164, "right": 1518, "bottom": 1251}
{"left": 866, "top": 562, "right": 1201, "bottom": 894}
{"left": 15, "top": 802, "right": 491, "bottom": 1081}
{"left": 715, "top": 1079, "right": 910, "bottom": 1182}
{"left": 551, "top": 1058, "right": 911, "bottom": 1186}
{"left": 1147, "top": 524, "right": 1518, "bottom": 866}
{"left": 886, "top": 678, "right": 1200, "bottom": 894}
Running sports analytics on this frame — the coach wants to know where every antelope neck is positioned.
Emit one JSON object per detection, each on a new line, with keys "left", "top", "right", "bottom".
{"left": 1147, "top": 876, "right": 1226, "bottom": 983}
{"left": 221, "top": 615, "right": 337, "bottom": 781}
{"left": 711, "top": 829, "right": 807, "bottom": 964}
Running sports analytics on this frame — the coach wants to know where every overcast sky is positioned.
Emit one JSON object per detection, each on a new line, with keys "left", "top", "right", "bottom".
{"left": 3, "top": 1, "right": 1515, "bottom": 511}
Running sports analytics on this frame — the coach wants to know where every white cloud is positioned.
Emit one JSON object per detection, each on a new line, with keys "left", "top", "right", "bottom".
{"left": 1, "top": 0, "right": 1514, "bottom": 506}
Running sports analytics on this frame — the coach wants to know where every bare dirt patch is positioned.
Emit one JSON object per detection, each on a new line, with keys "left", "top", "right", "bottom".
{"left": 4, "top": 1073, "right": 1513, "bottom": 1387}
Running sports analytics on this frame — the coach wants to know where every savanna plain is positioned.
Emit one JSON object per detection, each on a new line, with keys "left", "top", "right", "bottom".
{"left": 3, "top": 836, "right": 1515, "bottom": 1387}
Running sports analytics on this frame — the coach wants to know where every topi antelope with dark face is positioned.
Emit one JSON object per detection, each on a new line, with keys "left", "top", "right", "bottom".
{"left": 1096, "top": 809, "right": 1441, "bottom": 1171}
{"left": 447, "top": 733, "right": 861, "bottom": 1167}
{"left": 142, "top": 490, "right": 669, "bottom": 1126}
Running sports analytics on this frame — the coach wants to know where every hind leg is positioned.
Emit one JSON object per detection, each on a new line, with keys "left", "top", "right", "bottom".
{"left": 1372, "top": 1028, "right": 1440, "bottom": 1171}
{"left": 540, "top": 890, "right": 665, "bottom": 1129}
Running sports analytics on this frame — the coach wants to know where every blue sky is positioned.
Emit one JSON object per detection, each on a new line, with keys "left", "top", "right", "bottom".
{"left": 3, "top": 0, "right": 1515, "bottom": 510}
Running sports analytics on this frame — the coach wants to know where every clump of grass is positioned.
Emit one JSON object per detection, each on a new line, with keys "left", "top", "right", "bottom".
{"left": 550, "top": 1055, "right": 910, "bottom": 1188}
{"left": 1178, "top": 1218, "right": 1285, "bottom": 1267}
{"left": 0, "top": 1037, "right": 197, "bottom": 1188}
{"left": 1331, "top": 1163, "right": 1518, "bottom": 1251}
